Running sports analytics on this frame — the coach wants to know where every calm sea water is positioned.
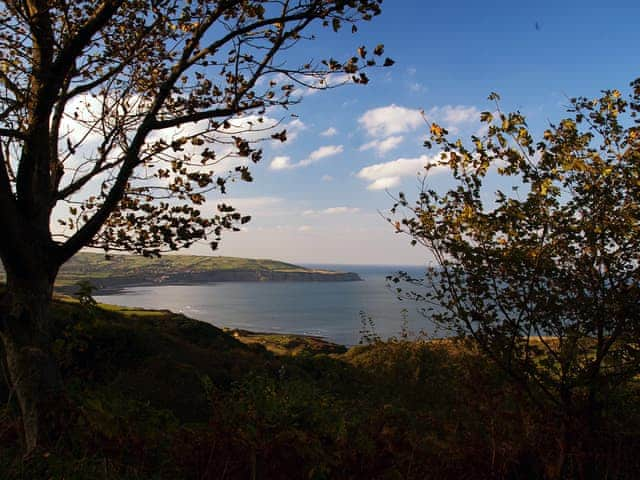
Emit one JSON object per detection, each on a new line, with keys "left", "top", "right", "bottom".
{"left": 94, "top": 265, "right": 432, "bottom": 346}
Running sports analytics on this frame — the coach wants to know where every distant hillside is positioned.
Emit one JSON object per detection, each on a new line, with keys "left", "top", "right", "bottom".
{"left": 35, "top": 252, "right": 361, "bottom": 291}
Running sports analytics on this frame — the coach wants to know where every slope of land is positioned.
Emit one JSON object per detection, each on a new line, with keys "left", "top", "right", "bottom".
{"left": 0, "top": 295, "right": 638, "bottom": 479}
{"left": 1, "top": 252, "right": 362, "bottom": 292}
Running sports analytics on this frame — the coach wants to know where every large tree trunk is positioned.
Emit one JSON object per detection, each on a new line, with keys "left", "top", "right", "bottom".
{"left": 581, "top": 396, "right": 603, "bottom": 480}
{"left": 0, "top": 266, "right": 65, "bottom": 453}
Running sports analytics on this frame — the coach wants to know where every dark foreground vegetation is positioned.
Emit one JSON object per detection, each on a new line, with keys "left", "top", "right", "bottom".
{"left": 1, "top": 295, "right": 638, "bottom": 479}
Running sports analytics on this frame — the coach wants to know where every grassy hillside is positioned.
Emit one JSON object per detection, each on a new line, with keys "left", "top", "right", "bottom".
{"left": 0, "top": 252, "right": 361, "bottom": 290}
{"left": 1, "top": 296, "right": 639, "bottom": 479}
{"left": 63, "top": 251, "right": 308, "bottom": 278}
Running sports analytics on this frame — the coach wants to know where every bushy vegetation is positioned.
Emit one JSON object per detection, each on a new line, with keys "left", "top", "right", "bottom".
{"left": 1, "top": 297, "right": 638, "bottom": 479}
{"left": 390, "top": 81, "right": 640, "bottom": 478}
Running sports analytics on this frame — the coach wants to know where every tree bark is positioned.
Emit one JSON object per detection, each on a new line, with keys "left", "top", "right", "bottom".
{"left": 0, "top": 267, "right": 65, "bottom": 453}
{"left": 582, "top": 396, "right": 603, "bottom": 480}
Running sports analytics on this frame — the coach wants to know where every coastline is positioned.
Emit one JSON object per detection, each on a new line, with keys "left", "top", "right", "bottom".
{"left": 56, "top": 268, "right": 363, "bottom": 295}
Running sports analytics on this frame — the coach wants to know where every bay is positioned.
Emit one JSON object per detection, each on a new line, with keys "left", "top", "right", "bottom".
{"left": 94, "top": 265, "right": 432, "bottom": 346}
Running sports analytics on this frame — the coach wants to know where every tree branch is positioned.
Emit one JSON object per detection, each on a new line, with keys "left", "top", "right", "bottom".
{"left": 0, "top": 128, "right": 25, "bottom": 140}
{"left": 187, "top": 6, "right": 323, "bottom": 68}
{"left": 57, "top": 115, "right": 154, "bottom": 263}
{"left": 0, "top": 70, "right": 24, "bottom": 101}
{"left": 62, "top": 18, "right": 157, "bottom": 102}
{"left": 150, "top": 103, "right": 262, "bottom": 130}
{"left": 55, "top": 157, "right": 123, "bottom": 202}
{"left": 56, "top": 0, "right": 354, "bottom": 263}
{"left": 51, "top": 0, "right": 125, "bottom": 84}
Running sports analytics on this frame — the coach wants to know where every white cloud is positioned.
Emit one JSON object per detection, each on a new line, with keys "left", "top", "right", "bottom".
{"left": 358, "top": 104, "right": 480, "bottom": 139}
{"left": 357, "top": 154, "right": 448, "bottom": 190}
{"left": 320, "top": 127, "right": 338, "bottom": 137}
{"left": 270, "top": 156, "right": 294, "bottom": 170}
{"left": 359, "top": 135, "right": 404, "bottom": 155}
{"left": 269, "top": 145, "right": 343, "bottom": 170}
{"left": 303, "top": 206, "right": 360, "bottom": 216}
{"left": 321, "top": 174, "right": 334, "bottom": 182}
{"left": 422, "top": 105, "right": 481, "bottom": 133}
{"left": 427, "top": 105, "right": 479, "bottom": 125}
{"left": 358, "top": 105, "right": 423, "bottom": 137}
{"left": 58, "top": 97, "right": 285, "bottom": 204}
{"left": 277, "top": 118, "right": 307, "bottom": 144}
{"left": 367, "top": 177, "right": 402, "bottom": 190}
{"left": 306, "top": 145, "right": 343, "bottom": 163}
{"left": 304, "top": 73, "right": 353, "bottom": 96}
{"left": 323, "top": 206, "right": 360, "bottom": 214}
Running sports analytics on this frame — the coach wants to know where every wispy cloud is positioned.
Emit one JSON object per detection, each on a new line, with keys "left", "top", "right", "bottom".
{"left": 321, "top": 174, "right": 334, "bottom": 182}
{"left": 306, "top": 145, "right": 343, "bottom": 163}
{"left": 202, "top": 196, "right": 291, "bottom": 219}
{"left": 303, "top": 206, "right": 361, "bottom": 216}
{"left": 269, "top": 145, "right": 344, "bottom": 170}
{"left": 303, "top": 73, "right": 353, "bottom": 96}
{"left": 427, "top": 105, "right": 479, "bottom": 125}
{"left": 359, "top": 135, "right": 404, "bottom": 155}
{"left": 357, "top": 154, "right": 448, "bottom": 190}
{"left": 320, "top": 127, "right": 338, "bottom": 137}
{"left": 409, "top": 81, "right": 426, "bottom": 93}
{"left": 423, "top": 105, "right": 480, "bottom": 133}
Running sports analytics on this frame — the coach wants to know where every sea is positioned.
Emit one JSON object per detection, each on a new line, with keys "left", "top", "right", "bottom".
{"left": 94, "top": 265, "right": 435, "bottom": 346}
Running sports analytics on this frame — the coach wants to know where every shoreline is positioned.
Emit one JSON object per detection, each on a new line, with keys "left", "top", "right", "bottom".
{"left": 57, "top": 272, "right": 364, "bottom": 295}
{"left": 58, "top": 294, "right": 352, "bottom": 354}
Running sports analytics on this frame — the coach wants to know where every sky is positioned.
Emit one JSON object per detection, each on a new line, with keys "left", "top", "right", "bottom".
{"left": 106, "top": 1, "right": 640, "bottom": 265}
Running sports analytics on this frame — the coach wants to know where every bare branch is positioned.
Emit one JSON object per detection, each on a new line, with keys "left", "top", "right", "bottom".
{"left": 0, "top": 128, "right": 25, "bottom": 140}
{"left": 51, "top": 0, "right": 126, "bottom": 83}
{"left": 150, "top": 103, "right": 262, "bottom": 130}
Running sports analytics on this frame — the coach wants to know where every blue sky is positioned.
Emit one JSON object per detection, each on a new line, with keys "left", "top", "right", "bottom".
{"left": 189, "top": 0, "right": 640, "bottom": 265}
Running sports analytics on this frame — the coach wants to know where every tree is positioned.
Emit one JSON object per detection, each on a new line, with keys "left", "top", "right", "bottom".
{"left": 390, "top": 80, "right": 640, "bottom": 478}
{"left": 0, "top": 0, "right": 389, "bottom": 452}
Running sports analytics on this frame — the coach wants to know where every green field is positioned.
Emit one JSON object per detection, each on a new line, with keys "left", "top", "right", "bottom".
{"left": 0, "top": 252, "right": 359, "bottom": 289}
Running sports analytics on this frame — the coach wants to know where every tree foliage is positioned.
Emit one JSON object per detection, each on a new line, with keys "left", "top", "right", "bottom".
{"left": 0, "top": 0, "right": 387, "bottom": 259}
{"left": 390, "top": 79, "right": 640, "bottom": 476}
{"left": 0, "top": 0, "right": 388, "bottom": 452}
